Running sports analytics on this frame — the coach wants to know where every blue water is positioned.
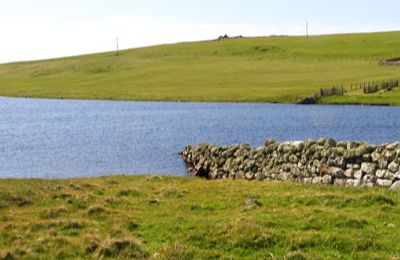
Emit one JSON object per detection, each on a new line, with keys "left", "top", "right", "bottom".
{"left": 0, "top": 97, "right": 399, "bottom": 178}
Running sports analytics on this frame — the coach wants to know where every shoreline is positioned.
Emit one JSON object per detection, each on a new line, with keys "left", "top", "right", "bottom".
{"left": 1, "top": 95, "right": 399, "bottom": 107}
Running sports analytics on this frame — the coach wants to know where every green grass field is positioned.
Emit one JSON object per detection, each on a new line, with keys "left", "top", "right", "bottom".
{"left": 1, "top": 31, "right": 400, "bottom": 104}
{"left": 0, "top": 175, "right": 399, "bottom": 259}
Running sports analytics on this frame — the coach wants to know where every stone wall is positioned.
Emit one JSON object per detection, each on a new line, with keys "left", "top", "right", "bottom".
{"left": 181, "top": 138, "right": 400, "bottom": 191}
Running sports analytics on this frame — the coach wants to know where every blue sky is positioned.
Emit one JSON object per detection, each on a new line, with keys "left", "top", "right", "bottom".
{"left": 1, "top": 0, "right": 400, "bottom": 63}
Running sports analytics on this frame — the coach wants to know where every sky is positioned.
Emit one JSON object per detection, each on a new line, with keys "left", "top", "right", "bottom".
{"left": 1, "top": 0, "right": 400, "bottom": 63}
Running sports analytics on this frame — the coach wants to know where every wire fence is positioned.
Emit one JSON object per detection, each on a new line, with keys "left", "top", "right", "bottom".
{"left": 297, "top": 79, "right": 399, "bottom": 104}
{"left": 349, "top": 79, "right": 399, "bottom": 94}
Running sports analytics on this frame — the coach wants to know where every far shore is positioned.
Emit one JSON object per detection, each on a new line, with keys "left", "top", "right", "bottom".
{"left": 1, "top": 95, "right": 399, "bottom": 107}
{"left": 2, "top": 31, "right": 400, "bottom": 106}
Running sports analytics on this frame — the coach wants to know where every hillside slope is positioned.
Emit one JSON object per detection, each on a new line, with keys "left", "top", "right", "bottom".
{"left": 1, "top": 31, "right": 400, "bottom": 104}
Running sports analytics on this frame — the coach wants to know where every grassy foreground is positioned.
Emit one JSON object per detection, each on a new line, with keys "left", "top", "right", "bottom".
{"left": 0, "top": 175, "right": 399, "bottom": 259}
{"left": 1, "top": 31, "right": 400, "bottom": 105}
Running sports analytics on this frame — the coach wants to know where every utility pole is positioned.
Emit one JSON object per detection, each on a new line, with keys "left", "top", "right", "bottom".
{"left": 116, "top": 37, "right": 120, "bottom": 56}
{"left": 306, "top": 21, "right": 309, "bottom": 39}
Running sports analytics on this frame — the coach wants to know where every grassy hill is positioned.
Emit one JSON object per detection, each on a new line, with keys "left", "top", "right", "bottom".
{"left": 0, "top": 175, "right": 399, "bottom": 259}
{"left": 1, "top": 31, "right": 400, "bottom": 104}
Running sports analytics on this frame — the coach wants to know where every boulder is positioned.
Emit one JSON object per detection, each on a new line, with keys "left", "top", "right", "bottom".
{"left": 334, "top": 157, "right": 346, "bottom": 168}
{"left": 322, "top": 175, "right": 333, "bottom": 184}
{"left": 347, "top": 142, "right": 358, "bottom": 149}
{"left": 324, "top": 138, "right": 337, "bottom": 148}
{"left": 346, "top": 179, "right": 361, "bottom": 187}
{"left": 361, "top": 163, "right": 376, "bottom": 175}
{"left": 334, "top": 178, "right": 347, "bottom": 186}
{"left": 375, "top": 169, "right": 391, "bottom": 179}
{"left": 386, "top": 142, "right": 400, "bottom": 150}
{"left": 383, "top": 150, "right": 394, "bottom": 161}
{"left": 245, "top": 172, "right": 254, "bottom": 180}
{"left": 303, "top": 178, "right": 313, "bottom": 184}
{"left": 307, "top": 144, "right": 317, "bottom": 153}
{"left": 371, "top": 152, "right": 381, "bottom": 162}
{"left": 335, "top": 147, "right": 346, "bottom": 156}
{"left": 317, "top": 138, "right": 326, "bottom": 146}
{"left": 337, "top": 141, "right": 348, "bottom": 149}
{"left": 278, "top": 172, "right": 291, "bottom": 181}
{"left": 388, "top": 162, "right": 399, "bottom": 173}
{"left": 354, "top": 170, "right": 364, "bottom": 180}
{"left": 344, "top": 149, "right": 356, "bottom": 159}
{"left": 209, "top": 169, "right": 218, "bottom": 179}
{"left": 355, "top": 145, "right": 374, "bottom": 157}
{"left": 362, "top": 154, "right": 372, "bottom": 162}
{"left": 294, "top": 142, "right": 305, "bottom": 152}
{"left": 376, "top": 179, "right": 393, "bottom": 187}
{"left": 283, "top": 145, "right": 294, "bottom": 154}
{"left": 312, "top": 177, "right": 323, "bottom": 184}
{"left": 344, "top": 169, "right": 354, "bottom": 178}
{"left": 362, "top": 174, "right": 377, "bottom": 186}
{"left": 264, "top": 138, "right": 277, "bottom": 146}
{"left": 291, "top": 166, "right": 301, "bottom": 176}
{"left": 328, "top": 167, "right": 344, "bottom": 178}
{"left": 236, "top": 171, "right": 244, "bottom": 179}
{"left": 378, "top": 159, "right": 388, "bottom": 169}
{"left": 289, "top": 154, "right": 298, "bottom": 163}
{"left": 389, "top": 181, "right": 400, "bottom": 192}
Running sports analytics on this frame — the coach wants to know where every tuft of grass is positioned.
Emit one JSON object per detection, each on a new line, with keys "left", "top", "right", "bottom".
{"left": 148, "top": 198, "right": 160, "bottom": 204}
{"left": 0, "top": 248, "right": 29, "bottom": 260}
{"left": 84, "top": 235, "right": 101, "bottom": 254}
{"left": 241, "top": 198, "right": 263, "bottom": 209}
{"left": 156, "top": 244, "right": 194, "bottom": 260}
{"left": 95, "top": 237, "right": 148, "bottom": 259}
{"left": 41, "top": 206, "right": 68, "bottom": 219}
{"left": 126, "top": 220, "right": 139, "bottom": 231}
{"left": 63, "top": 220, "right": 84, "bottom": 230}
{"left": 224, "top": 218, "right": 280, "bottom": 249}
{"left": 334, "top": 217, "right": 369, "bottom": 229}
{"left": 0, "top": 193, "right": 32, "bottom": 208}
{"left": 86, "top": 205, "right": 108, "bottom": 216}
{"left": 117, "top": 188, "right": 140, "bottom": 197}
{"left": 359, "top": 194, "right": 396, "bottom": 206}
{"left": 285, "top": 250, "right": 307, "bottom": 260}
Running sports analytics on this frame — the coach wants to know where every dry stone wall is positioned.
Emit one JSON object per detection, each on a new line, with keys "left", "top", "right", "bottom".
{"left": 181, "top": 138, "right": 400, "bottom": 191}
